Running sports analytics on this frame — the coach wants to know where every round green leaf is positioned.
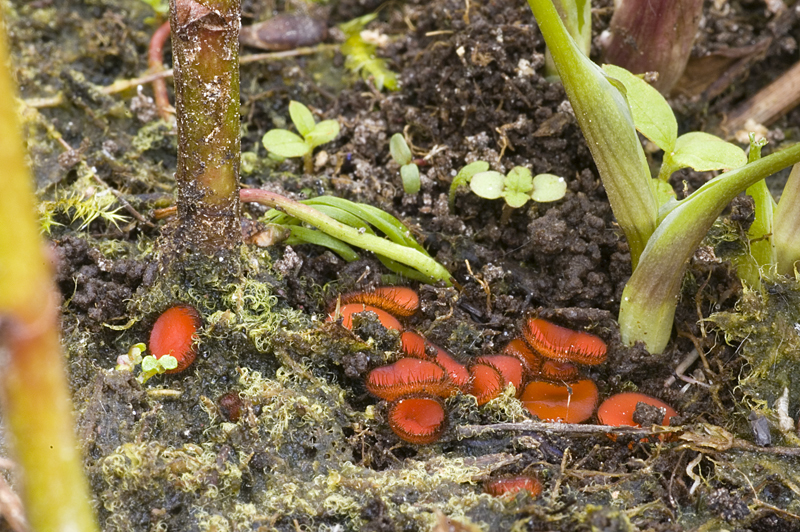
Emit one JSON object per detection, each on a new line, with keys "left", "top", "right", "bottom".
{"left": 306, "top": 120, "right": 340, "bottom": 149}
{"left": 401, "top": 164, "right": 421, "bottom": 194}
{"left": 504, "top": 191, "right": 530, "bottom": 208}
{"left": 262, "top": 129, "right": 310, "bottom": 158}
{"left": 390, "top": 133, "right": 412, "bottom": 165}
{"left": 141, "top": 355, "right": 158, "bottom": 372}
{"left": 289, "top": 101, "right": 316, "bottom": 137}
{"left": 470, "top": 171, "right": 505, "bottom": 199}
{"left": 531, "top": 173, "right": 567, "bottom": 202}
{"left": 159, "top": 355, "right": 179, "bottom": 371}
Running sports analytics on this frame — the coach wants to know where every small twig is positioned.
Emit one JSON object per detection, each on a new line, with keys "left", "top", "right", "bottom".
{"left": 90, "top": 173, "right": 155, "bottom": 228}
{"left": 455, "top": 421, "right": 674, "bottom": 438}
{"left": 722, "top": 60, "right": 800, "bottom": 137}
{"left": 22, "top": 44, "right": 340, "bottom": 109}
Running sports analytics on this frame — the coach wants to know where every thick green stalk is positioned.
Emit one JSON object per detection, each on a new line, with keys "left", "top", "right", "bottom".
{"left": 0, "top": 13, "right": 99, "bottom": 532}
{"left": 527, "top": 0, "right": 658, "bottom": 268}
{"left": 239, "top": 189, "right": 453, "bottom": 285}
{"left": 741, "top": 139, "right": 776, "bottom": 286}
{"left": 170, "top": 0, "right": 242, "bottom": 253}
{"left": 774, "top": 163, "right": 800, "bottom": 276}
{"left": 544, "top": 0, "right": 591, "bottom": 79}
{"left": 620, "top": 143, "right": 800, "bottom": 353}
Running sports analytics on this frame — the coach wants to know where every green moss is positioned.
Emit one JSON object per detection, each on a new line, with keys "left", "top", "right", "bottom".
{"left": 709, "top": 277, "right": 800, "bottom": 415}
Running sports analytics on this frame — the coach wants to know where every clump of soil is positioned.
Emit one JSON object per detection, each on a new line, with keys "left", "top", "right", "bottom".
{"left": 4, "top": 0, "right": 800, "bottom": 530}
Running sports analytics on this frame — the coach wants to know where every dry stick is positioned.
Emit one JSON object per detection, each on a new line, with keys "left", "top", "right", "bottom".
{"left": 721, "top": 60, "right": 800, "bottom": 136}
{"left": 22, "top": 44, "right": 339, "bottom": 109}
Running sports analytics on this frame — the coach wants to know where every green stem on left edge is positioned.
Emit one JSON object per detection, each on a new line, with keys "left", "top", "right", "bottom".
{"left": 0, "top": 11, "right": 99, "bottom": 531}
{"left": 527, "top": 0, "right": 658, "bottom": 269}
{"left": 239, "top": 189, "right": 453, "bottom": 285}
{"left": 774, "top": 163, "right": 800, "bottom": 276}
{"left": 619, "top": 143, "right": 800, "bottom": 354}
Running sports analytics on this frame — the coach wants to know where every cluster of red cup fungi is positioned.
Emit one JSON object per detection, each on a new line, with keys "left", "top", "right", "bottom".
{"left": 327, "top": 286, "right": 678, "bottom": 451}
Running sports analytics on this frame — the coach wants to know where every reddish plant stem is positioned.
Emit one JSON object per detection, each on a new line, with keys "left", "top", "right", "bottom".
{"left": 148, "top": 20, "right": 174, "bottom": 121}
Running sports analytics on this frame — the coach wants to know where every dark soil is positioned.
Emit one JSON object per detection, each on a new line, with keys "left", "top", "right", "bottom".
{"left": 3, "top": 0, "right": 800, "bottom": 530}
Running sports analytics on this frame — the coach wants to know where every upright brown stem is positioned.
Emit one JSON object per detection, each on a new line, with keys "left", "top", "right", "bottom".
{"left": 169, "top": 0, "right": 242, "bottom": 254}
{"left": 602, "top": 0, "right": 703, "bottom": 95}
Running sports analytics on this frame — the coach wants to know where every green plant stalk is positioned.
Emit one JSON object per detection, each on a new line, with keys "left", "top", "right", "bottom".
{"left": 620, "top": 142, "right": 800, "bottom": 353}
{"left": 527, "top": 0, "right": 658, "bottom": 268}
{"left": 170, "top": 0, "right": 242, "bottom": 253}
{"left": 741, "top": 139, "right": 776, "bottom": 286}
{"left": 544, "top": 0, "right": 591, "bottom": 79}
{"left": 774, "top": 163, "right": 800, "bottom": 276}
{"left": 239, "top": 189, "right": 453, "bottom": 285}
{"left": 0, "top": 14, "right": 99, "bottom": 532}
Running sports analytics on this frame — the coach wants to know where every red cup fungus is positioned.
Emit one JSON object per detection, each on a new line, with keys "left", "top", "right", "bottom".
{"left": 597, "top": 392, "right": 678, "bottom": 431}
{"left": 149, "top": 304, "right": 201, "bottom": 374}
{"left": 484, "top": 475, "right": 543, "bottom": 498}
{"left": 475, "top": 354, "right": 525, "bottom": 394}
{"left": 366, "top": 358, "right": 455, "bottom": 402}
{"left": 329, "top": 303, "right": 403, "bottom": 332}
{"left": 523, "top": 318, "right": 607, "bottom": 365}
{"left": 468, "top": 363, "right": 504, "bottom": 406}
{"left": 520, "top": 379, "right": 599, "bottom": 423}
{"left": 340, "top": 286, "right": 419, "bottom": 317}
{"left": 387, "top": 395, "right": 447, "bottom": 445}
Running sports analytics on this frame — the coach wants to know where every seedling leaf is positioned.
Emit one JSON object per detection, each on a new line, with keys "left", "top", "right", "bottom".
{"left": 401, "top": 164, "right": 421, "bottom": 194}
{"left": 159, "top": 355, "right": 178, "bottom": 371}
{"left": 289, "top": 101, "right": 316, "bottom": 137}
{"left": 470, "top": 171, "right": 505, "bottom": 199}
{"left": 306, "top": 120, "right": 340, "bottom": 149}
{"left": 390, "top": 133, "right": 413, "bottom": 165}
{"left": 602, "top": 64, "right": 678, "bottom": 152}
{"left": 449, "top": 160, "right": 491, "bottom": 210}
{"left": 262, "top": 129, "right": 310, "bottom": 158}
{"left": 531, "top": 173, "right": 568, "bottom": 202}
{"left": 671, "top": 132, "right": 747, "bottom": 172}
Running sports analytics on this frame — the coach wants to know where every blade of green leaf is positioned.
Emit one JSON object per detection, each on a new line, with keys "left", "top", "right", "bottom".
{"left": 662, "top": 132, "right": 747, "bottom": 179}
{"left": 375, "top": 254, "right": 442, "bottom": 284}
{"left": 262, "top": 129, "right": 310, "bottom": 158}
{"left": 286, "top": 226, "right": 360, "bottom": 262}
{"left": 602, "top": 64, "right": 677, "bottom": 153}
{"left": 289, "top": 101, "right": 316, "bottom": 138}
{"left": 306, "top": 120, "right": 340, "bottom": 149}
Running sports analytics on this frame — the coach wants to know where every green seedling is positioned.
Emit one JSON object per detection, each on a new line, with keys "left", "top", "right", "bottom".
{"left": 340, "top": 14, "right": 398, "bottom": 92}
{"left": 469, "top": 166, "right": 567, "bottom": 209}
{"left": 262, "top": 101, "right": 340, "bottom": 174}
{"left": 389, "top": 133, "right": 420, "bottom": 194}
{"left": 240, "top": 188, "right": 452, "bottom": 285}
{"left": 528, "top": 0, "right": 800, "bottom": 353}
{"left": 116, "top": 343, "right": 178, "bottom": 384}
